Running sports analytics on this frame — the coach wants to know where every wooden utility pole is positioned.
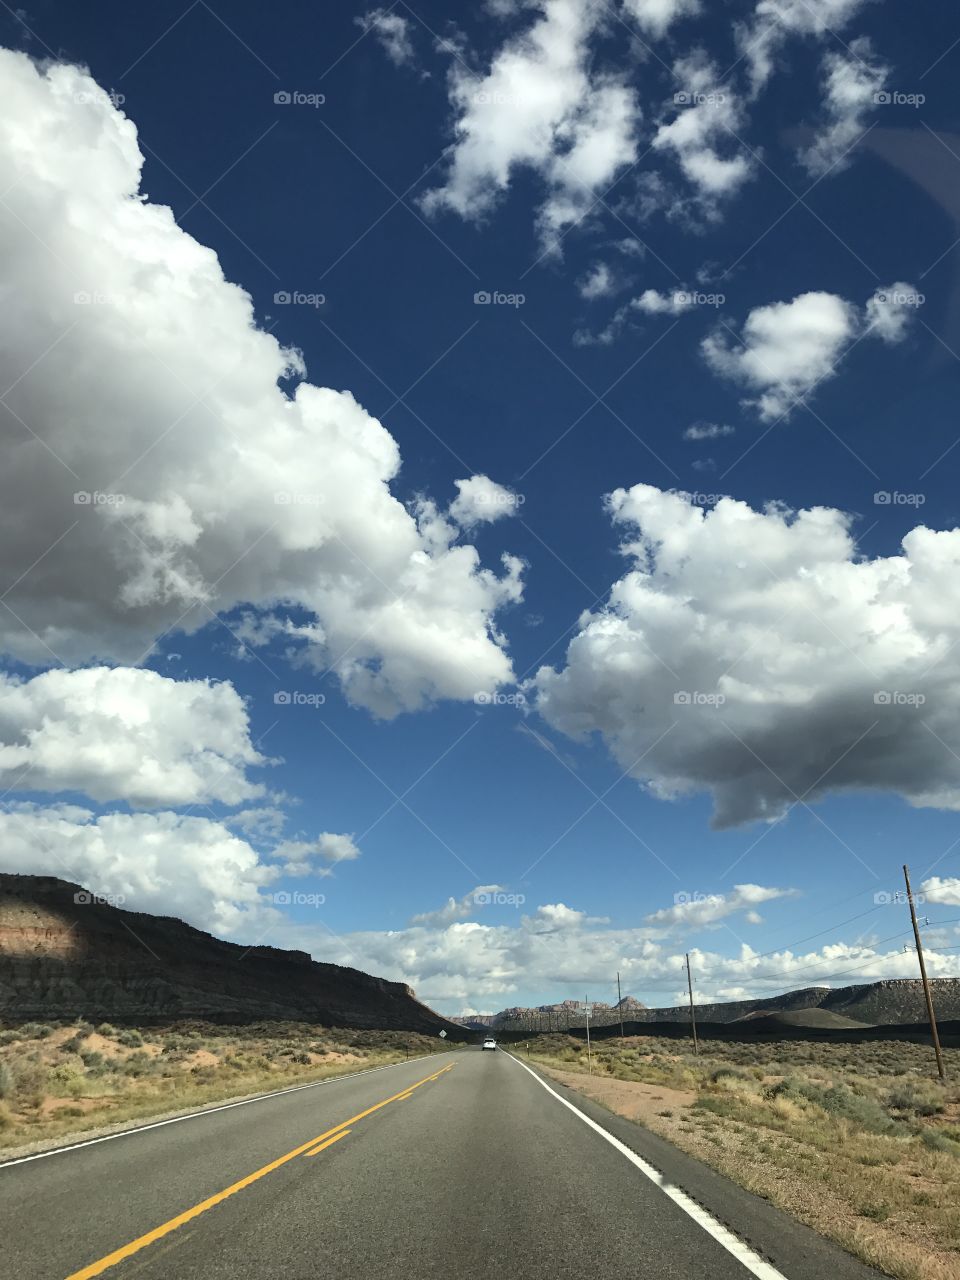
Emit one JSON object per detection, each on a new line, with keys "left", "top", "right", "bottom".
{"left": 585, "top": 996, "right": 592, "bottom": 1074}
{"left": 685, "top": 952, "right": 699, "bottom": 1056}
{"left": 903, "top": 864, "right": 946, "bottom": 1082}
{"left": 617, "top": 971, "right": 624, "bottom": 1039}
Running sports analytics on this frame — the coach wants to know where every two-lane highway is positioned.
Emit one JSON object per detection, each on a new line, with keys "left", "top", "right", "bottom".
{"left": 0, "top": 1048, "right": 884, "bottom": 1280}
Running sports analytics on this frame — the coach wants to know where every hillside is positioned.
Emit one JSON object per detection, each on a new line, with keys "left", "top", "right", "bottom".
{"left": 487, "top": 980, "right": 960, "bottom": 1030}
{"left": 0, "top": 874, "right": 463, "bottom": 1035}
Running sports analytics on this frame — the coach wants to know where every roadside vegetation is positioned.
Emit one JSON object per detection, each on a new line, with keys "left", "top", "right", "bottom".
{"left": 522, "top": 1033, "right": 960, "bottom": 1280}
{"left": 0, "top": 1020, "right": 452, "bottom": 1152}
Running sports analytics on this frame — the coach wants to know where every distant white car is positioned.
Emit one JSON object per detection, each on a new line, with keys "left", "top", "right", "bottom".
{"left": 482, "top": 1036, "right": 497, "bottom": 1051}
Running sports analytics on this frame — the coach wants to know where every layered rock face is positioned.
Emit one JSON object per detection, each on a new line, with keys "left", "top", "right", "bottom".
{"left": 0, "top": 875, "right": 461, "bottom": 1034}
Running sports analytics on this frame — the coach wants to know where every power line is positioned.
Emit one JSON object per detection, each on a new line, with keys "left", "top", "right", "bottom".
{"left": 745, "top": 902, "right": 885, "bottom": 962}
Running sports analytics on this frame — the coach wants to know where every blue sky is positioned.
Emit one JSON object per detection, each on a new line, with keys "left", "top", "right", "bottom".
{"left": 2, "top": 0, "right": 960, "bottom": 1013}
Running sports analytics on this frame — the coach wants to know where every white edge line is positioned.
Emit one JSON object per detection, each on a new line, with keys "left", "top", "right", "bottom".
{"left": 505, "top": 1052, "right": 788, "bottom": 1280}
{"left": 0, "top": 1051, "right": 456, "bottom": 1170}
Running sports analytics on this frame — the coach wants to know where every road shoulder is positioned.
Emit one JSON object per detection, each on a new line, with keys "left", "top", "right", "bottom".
{"left": 513, "top": 1054, "right": 886, "bottom": 1280}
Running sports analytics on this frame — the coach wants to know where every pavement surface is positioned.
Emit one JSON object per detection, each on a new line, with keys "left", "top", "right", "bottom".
{"left": 0, "top": 1048, "right": 887, "bottom": 1280}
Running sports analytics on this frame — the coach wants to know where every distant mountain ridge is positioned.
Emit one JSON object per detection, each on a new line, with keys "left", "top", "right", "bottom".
{"left": 457, "top": 981, "right": 960, "bottom": 1030}
{"left": 0, "top": 874, "right": 464, "bottom": 1035}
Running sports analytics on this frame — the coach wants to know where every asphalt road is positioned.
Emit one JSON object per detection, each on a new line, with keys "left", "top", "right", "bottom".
{"left": 0, "top": 1048, "right": 886, "bottom": 1280}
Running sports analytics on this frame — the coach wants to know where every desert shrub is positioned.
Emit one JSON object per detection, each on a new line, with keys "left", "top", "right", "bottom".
{"left": 19, "top": 1023, "right": 53, "bottom": 1039}
{"left": 0, "top": 1030, "right": 19, "bottom": 1046}
{"left": 858, "top": 1201, "right": 891, "bottom": 1222}
{"left": 121, "top": 1052, "right": 151, "bottom": 1077}
{"left": 0, "top": 1102, "right": 11, "bottom": 1128}
{"left": 710, "top": 1066, "right": 755, "bottom": 1085}
{"left": 116, "top": 1029, "right": 143, "bottom": 1048}
{"left": 72, "top": 1020, "right": 94, "bottom": 1036}
{"left": 61, "top": 1035, "right": 87, "bottom": 1054}
{"left": 886, "top": 1081, "right": 946, "bottom": 1116}
{"left": 920, "top": 1129, "right": 960, "bottom": 1156}
{"left": 50, "top": 1061, "right": 85, "bottom": 1086}
{"left": 0, "top": 1063, "right": 13, "bottom": 1098}
{"left": 95, "top": 1023, "right": 117, "bottom": 1037}
{"left": 79, "top": 1050, "right": 103, "bottom": 1068}
{"left": 764, "top": 1077, "right": 902, "bottom": 1136}
{"left": 14, "top": 1061, "right": 49, "bottom": 1107}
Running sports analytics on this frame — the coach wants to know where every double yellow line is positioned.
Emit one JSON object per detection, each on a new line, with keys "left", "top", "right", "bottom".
{"left": 66, "top": 1062, "right": 455, "bottom": 1279}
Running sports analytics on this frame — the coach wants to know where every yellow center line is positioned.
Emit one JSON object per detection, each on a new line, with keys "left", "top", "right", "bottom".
{"left": 65, "top": 1061, "right": 455, "bottom": 1280}
{"left": 303, "top": 1129, "right": 351, "bottom": 1157}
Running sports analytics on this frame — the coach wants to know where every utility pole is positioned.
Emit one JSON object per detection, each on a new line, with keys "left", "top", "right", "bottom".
{"left": 685, "top": 952, "right": 699, "bottom": 1056}
{"left": 903, "top": 864, "right": 946, "bottom": 1082}
{"left": 617, "top": 971, "right": 624, "bottom": 1039}
{"left": 585, "top": 995, "right": 592, "bottom": 1074}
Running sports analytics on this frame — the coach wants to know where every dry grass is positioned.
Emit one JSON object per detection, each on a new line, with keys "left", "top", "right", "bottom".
{"left": 0, "top": 1020, "right": 450, "bottom": 1151}
{"left": 522, "top": 1034, "right": 960, "bottom": 1280}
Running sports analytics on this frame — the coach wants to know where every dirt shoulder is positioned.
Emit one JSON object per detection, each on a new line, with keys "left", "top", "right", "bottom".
{"left": 529, "top": 1037, "right": 960, "bottom": 1280}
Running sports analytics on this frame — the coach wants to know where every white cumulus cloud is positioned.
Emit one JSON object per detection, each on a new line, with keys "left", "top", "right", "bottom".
{"left": 0, "top": 50, "right": 522, "bottom": 719}
{"left": 702, "top": 285, "right": 916, "bottom": 420}
{"left": 449, "top": 475, "right": 523, "bottom": 527}
{"left": 0, "top": 804, "right": 283, "bottom": 936}
{"left": 276, "top": 832, "right": 361, "bottom": 876}
{"left": 0, "top": 667, "right": 264, "bottom": 807}
{"left": 291, "top": 903, "right": 959, "bottom": 1010}
{"left": 421, "top": 0, "right": 639, "bottom": 253}
{"left": 533, "top": 483, "right": 960, "bottom": 828}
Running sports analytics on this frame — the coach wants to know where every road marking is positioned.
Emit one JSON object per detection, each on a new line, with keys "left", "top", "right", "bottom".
{"left": 505, "top": 1053, "right": 787, "bottom": 1280}
{"left": 303, "top": 1129, "right": 351, "bottom": 1157}
{"left": 64, "top": 1063, "right": 455, "bottom": 1280}
{"left": 0, "top": 1053, "right": 456, "bottom": 1170}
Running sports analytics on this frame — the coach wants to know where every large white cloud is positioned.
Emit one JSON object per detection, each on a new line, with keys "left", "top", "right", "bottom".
{"left": 0, "top": 667, "right": 265, "bottom": 807}
{"left": 702, "top": 284, "right": 916, "bottom": 420}
{"left": 0, "top": 804, "right": 283, "bottom": 936}
{"left": 421, "top": 0, "right": 638, "bottom": 253}
{"left": 533, "top": 484, "right": 960, "bottom": 828}
{"left": 296, "top": 894, "right": 959, "bottom": 1010}
{"left": 0, "top": 50, "right": 521, "bottom": 718}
